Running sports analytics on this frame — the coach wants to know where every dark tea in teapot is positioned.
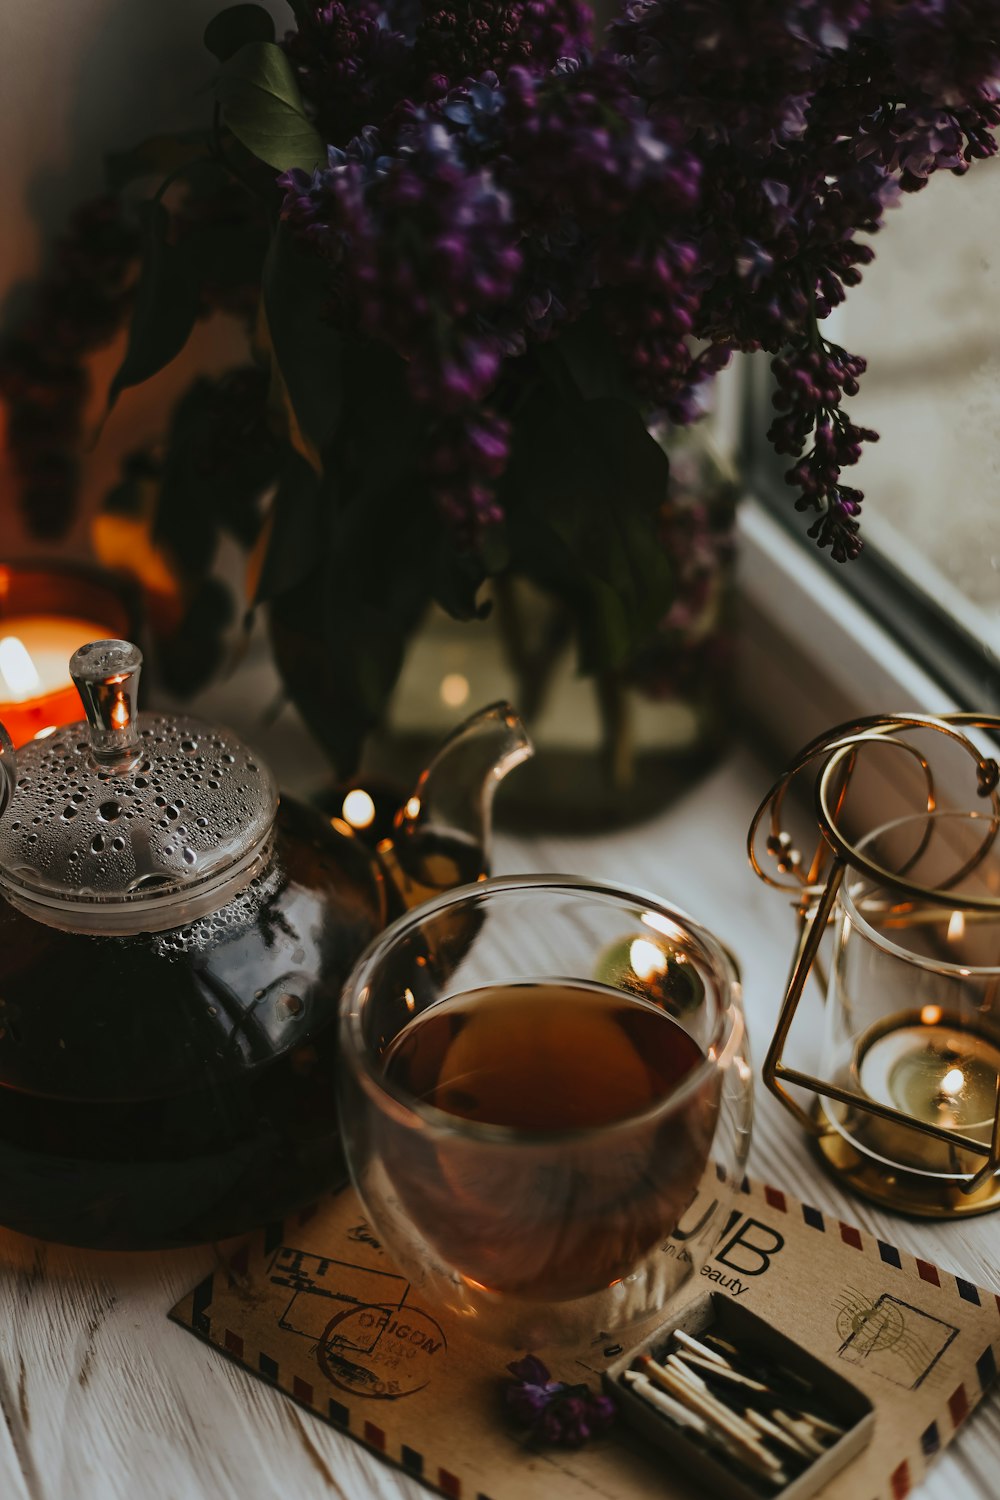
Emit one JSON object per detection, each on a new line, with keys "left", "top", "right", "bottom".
{"left": 0, "top": 642, "right": 529, "bottom": 1248}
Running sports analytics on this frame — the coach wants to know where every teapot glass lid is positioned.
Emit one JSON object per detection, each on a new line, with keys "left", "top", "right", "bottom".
{"left": 0, "top": 640, "right": 278, "bottom": 933}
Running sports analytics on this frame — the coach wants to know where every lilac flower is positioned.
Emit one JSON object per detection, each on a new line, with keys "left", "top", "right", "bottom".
{"left": 504, "top": 1356, "right": 616, "bottom": 1448}
{"left": 272, "top": 0, "right": 1000, "bottom": 551}
{"left": 614, "top": 0, "right": 999, "bottom": 557}
{"left": 412, "top": 0, "right": 592, "bottom": 101}
{"left": 283, "top": 3, "right": 411, "bottom": 147}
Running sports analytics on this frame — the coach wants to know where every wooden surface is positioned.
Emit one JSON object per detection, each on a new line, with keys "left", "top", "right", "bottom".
{"left": 2, "top": 746, "right": 998, "bottom": 1500}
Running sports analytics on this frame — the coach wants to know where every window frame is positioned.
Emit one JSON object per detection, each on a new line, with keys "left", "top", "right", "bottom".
{"left": 739, "top": 353, "right": 1000, "bottom": 721}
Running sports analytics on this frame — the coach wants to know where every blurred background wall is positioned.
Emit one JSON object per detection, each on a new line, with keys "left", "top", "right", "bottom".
{"left": 0, "top": 0, "right": 285, "bottom": 556}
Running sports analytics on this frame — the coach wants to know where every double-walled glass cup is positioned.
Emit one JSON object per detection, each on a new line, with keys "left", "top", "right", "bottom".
{"left": 339, "top": 876, "right": 752, "bottom": 1348}
{"left": 818, "top": 809, "right": 1000, "bottom": 1214}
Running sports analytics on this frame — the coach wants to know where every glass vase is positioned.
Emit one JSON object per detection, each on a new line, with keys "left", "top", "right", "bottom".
{"left": 363, "top": 428, "right": 738, "bottom": 832}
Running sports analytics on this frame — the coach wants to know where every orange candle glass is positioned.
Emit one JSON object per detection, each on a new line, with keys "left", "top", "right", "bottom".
{"left": 0, "top": 564, "right": 135, "bottom": 747}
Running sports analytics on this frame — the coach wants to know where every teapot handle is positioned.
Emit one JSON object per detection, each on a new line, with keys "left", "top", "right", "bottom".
{"left": 0, "top": 721, "right": 16, "bottom": 822}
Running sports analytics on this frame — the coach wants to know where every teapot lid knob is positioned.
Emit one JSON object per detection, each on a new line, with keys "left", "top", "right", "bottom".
{"left": 70, "top": 640, "right": 142, "bottom": 768}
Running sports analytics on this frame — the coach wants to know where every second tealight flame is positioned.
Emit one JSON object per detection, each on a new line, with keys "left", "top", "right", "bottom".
{"left": 947, "top": 910, "right": 966, "bottom": 944}
{"left": 111, "top": 695, "right": 130, "bottom": 731}
{"left": 940, "top": 1067, "right": 965, "bottom": 1098}
{"left": 342, "top": 788, "right": 376, "bottom": 830}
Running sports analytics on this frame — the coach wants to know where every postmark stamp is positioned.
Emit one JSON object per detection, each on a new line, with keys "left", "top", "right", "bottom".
{"left": 268, "top": 1242, "right": 448, "bottom": 1400}
{"left": 835, "top": 1286, "right": 958, "bottom": 1389}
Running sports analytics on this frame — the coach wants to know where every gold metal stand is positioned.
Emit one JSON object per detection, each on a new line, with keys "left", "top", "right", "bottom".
{"left": 748, "top": 712, "right": 1000, "bottom": 1216}
{"left": 810, "top": 1099, "right": 1000, "bottom": 1219}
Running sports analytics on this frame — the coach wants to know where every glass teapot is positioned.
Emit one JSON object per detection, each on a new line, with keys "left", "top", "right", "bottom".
{"left": 0, "top": 640, "right": 531, "bottom": 1249}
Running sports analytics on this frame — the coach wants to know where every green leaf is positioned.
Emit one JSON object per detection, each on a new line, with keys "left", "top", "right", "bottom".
{"left": 269, "top": 489, "right": 437, "bottom": 774}
{"left": 262, "top": 224, "right": 343, "bottom": 466}
{"left": 251, "top": 452, "right": 324, "bottom": 605}
{"left": 104, "top": 130, "right": 211, "bottom": 193}
{"left": 432, "top": 540, "right": 490, "bottom": 621}
{"left": 501, "top": 391, "right": 673, "bottom": 672}
{"left": 204, "top": 4, "right": 275, "bottom": 62}
{"left": 216, "top": 42, "right": 323, "bottom": 172}
{"left": 538, "top": 309, "right": 636, "bottom": 405}
{"left": 157, "top": 578, "right": 234, "bottom": 696}
{"left": 106, "top": 202, "right": 200, "bottom": 413}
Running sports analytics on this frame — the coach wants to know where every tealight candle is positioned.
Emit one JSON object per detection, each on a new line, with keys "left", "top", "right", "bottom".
{"left": 858, "top": 1012, "right": 1000, "bottom": 1143}
{"left": 0, "top": 614, "right": 112, "bottom": 746}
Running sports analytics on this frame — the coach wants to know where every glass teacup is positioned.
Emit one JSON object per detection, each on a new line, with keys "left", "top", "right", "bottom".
{"left": 338, "top": 876, "right": 752, "bottom": 1347}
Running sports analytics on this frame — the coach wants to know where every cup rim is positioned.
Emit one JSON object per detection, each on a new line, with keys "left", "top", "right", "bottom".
{"left": 842, "top": 809, "right": 1000, "bottom": 977}
{"left": 340, "top": 872, "right": 744, "bottom": 1145}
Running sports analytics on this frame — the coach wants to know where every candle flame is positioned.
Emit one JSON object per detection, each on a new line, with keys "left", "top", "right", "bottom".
{"left": 630, "top": 938, "right": 668, "bottom": 981}
{"left": 941, "top": 1067, "right": 965, "bottom": 1098}
{"left": 111, "top": 695, "right": 129, "bottom": 730}
{"left": 342, "top": 788, "right": 376, "bottom": 830}
{"left": 947, "top": 910, "right": 966, "bottom": 943}
{"left": 404, "top": 796, "right": 421, "bottom": 820}
{"left": 0, "top": 636, "right": 41, "bottom": 701}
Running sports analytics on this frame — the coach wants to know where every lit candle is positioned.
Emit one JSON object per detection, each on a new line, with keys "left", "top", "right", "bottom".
{"left": 0, "top": 614, "right": 111, "bottom": 746}
{"left": 859, "top": 1010, "right": 1000, "bottom": 1142}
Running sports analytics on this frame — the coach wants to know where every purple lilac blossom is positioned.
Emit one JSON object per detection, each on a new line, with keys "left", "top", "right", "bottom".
{"left": 615, "top": 0, "right": 1000, "bottom": 559}
{"left": 275, "top": 0, "right": 1000, "bottom": 553}
{"left": 504, "top": 1356, "right": 616, "bottom": 1447}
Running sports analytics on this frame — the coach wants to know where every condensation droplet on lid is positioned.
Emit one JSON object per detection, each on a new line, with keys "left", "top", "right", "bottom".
{"left": 183, "top": 848, "right": 196, "bottom": 865}
{"left": 99, "top": 801, "right": 122, "bottom": 822}
{"left": 91, "top": 834, "right": 106, "bottom": 853}
{"left": 62, "top": 806, "right": 78, "bottom": 820}
{"left": 278, "top": 994, "right": 303, "bottom": 1018}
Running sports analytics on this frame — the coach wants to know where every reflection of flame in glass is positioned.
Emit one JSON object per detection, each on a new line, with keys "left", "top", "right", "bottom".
{"left": 439, "top": 673, "right": 470, "bottom": 708}
{"left": 920, "top": 1005, "right": 942, "bottom": 1025}
{"left": 629, "top": 938, "right": 668, "bottom": 981}
{"left": 641, "top": 910, "right": 685, "bottom": 944}
{"left": 940, "top": 1067, "right": 965, "bottom": 1098}
{"left": 405, "top": 796, "right": 421, "bottom": 820}
{"left": 342, "top": 789, "right": 376, "bottom": 830}
{"left": 0, "top": 637, "right": 41, "bottom": 701}
{"left": 111, "top": 695, "right": 129, "bottom": 730}
{"left": 947, "top": 910, "right": 966, "bottom": 944}
{"left": 33, "top": 725, "right": 58, "bottom": 741}
{"left": 404, "top": 987, "right": 416, "bottom": 1013}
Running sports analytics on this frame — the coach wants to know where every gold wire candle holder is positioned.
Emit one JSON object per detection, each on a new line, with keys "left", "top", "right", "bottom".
{"left": 748, "top": 713, "right": 1000, "bottom": 1218}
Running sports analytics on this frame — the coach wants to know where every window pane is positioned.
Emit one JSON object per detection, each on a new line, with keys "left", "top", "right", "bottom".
{"left": 835, "top": 158, "right": 1000, "bottom": 654}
